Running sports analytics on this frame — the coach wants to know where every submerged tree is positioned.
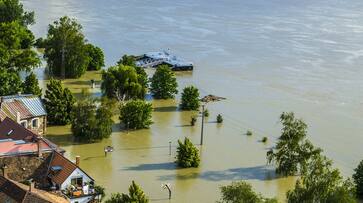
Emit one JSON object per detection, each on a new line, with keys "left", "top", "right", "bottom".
{"left": 353, "top": 159, "right": 363, "bottom": 198}
{"left": 176, "top": 137, "right": 200, "bottom": 168}
{"left": 117, "top": 54, "right": 136, "bottom": 67}
{"left": 287, "top": 154, "right": 356, "bottom": 202}
{"left": 180, "top": 85, "right": 200, "bottom": 110}
{"left": 101, "top": 65, "right": 146, "bottom": 101}
{"left": 71, "top": 90, "right": 113, "bottom": 141}
{"left": 119, "top": 100, "right": 152, "bottom": 129}
{"left": 0, "top": 69, "right": 22, "bottom": 96}
{"left": 44, "top": 79, "right": 75, "bottom": 125}
{"left": 22, "top": 72, "right": 42, "bottom": 97}
{"left": 218, "top": 181, "right": 278, "bottom": 203}
{"left": 85, "top": 43, "right": 104, "bottom": 71}
{"left": 44, "top": 16, "right": 89, "bottom": 78}
{"left": 267, "top": 112, "right": 321, "bottom": 176}
{"left": 105, "top": 181, "right": 149, "bottom": 203}
{"left": 150, "top": 65, "right": 178, "bottom": 99}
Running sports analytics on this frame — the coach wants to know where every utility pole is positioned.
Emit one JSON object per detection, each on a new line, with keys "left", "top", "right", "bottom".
{"left": 200, "top": 104, "right": 205, "bottom": 145}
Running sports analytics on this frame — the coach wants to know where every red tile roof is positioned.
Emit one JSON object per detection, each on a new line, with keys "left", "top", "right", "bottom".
{"left": 0, "top": 117, "right": 37, "bottom": 141}
{"left": 48, "top": 152, "right": 78, "bottom": 185}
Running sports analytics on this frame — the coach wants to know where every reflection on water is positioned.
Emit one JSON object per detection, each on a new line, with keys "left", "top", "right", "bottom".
{"left": 22, "top": 0, "right": 363, "bottom": 201}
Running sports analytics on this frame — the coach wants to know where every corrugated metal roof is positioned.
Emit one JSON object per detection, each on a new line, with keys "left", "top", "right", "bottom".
{"left": 18, "top": 97, "right": 47, "bottom": 116}
{"left": 3, "top": 101, "right": 33, "bottom": 119}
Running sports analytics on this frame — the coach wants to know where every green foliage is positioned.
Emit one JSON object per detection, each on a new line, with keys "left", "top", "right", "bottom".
{"left": 22, "top": 72, "right": 42, "bottom": 97}
{"left": 0, "top": 0, "right": 35, "bottom": 26}
{"left": 262, "top": 137, "right": 268, "bottom": 143}
{"left": 353, "top": 159, "right": 363, "bottom": 198}
{"left": 0, "top": 69, "right": 22, "bottom": 95}
{"left": 218, "top": 181, "right": 278, "bottom": 203}
{"left": 94, "top": 185, "right": 106, "bottom": 201}
{"left": 44, "top": 16, "right": 89, "bottom": 78}
{"left": 176, "top": 137, "right": 200, "bottom": 168}
{"left": 71, "top": 90, "right": 113, "bottom": 141}
{"left": 119, "top": 100, "right": 153, "bottom": 129}
{"left": 134, "top": 66, "right": 148, "bottom": 90}
{"left": 180, "top": 86, "right": 200, "bottom": 110}
{"left": 85, "top": 43, "right": 104, "bottom": 71}
{"left": 267, "top": 112, "right": 322, "bottom": 176}
{"left": 287, "top": 154, "right": 356, "bottom": 203}
{"left": 0, "top": 21, "right": 40, "bottom": 71}
{"left": 34, "top": 37, "right": 46, "bottom": 49}
{"left": 246, "top": 130, "right": 253, "bottom": 136}
{"left": 191, "top": 116, "right": 197, "bottom": 126}
{"left": 150, "top": 65, "right": 178, "bottom": 99}
{"left": 105, "top": 181, "right": 149, "bottom": 203}
{"left": 217, "top": 114, "right": 223, "bottom": 123}
{"left": 44, "top": 79, "right": 75, "bottom": 125}
{"left": 101, "top": 65, "right": 146, "bottom": 101}
{"left": 204, "top": 109, "right": 209, "bottom": 117}
{"left": 117, "top": 54, "right": 136, "bottom": 67}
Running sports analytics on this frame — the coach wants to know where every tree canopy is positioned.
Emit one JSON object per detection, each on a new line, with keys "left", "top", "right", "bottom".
{"left": 85, "top": 43, "right": 104, "bottom": 71}
{"left": 117, "top": 54, "right": 137, "bottom": 67}
{"left": 180, "top": 85, "right": 200, "bottom": 110}
{"left": 44, "top": 79, "right": 75, "bottom": 125}
{"left": 22, "top": 72, "right": 42, "bottom": 97}
{"left": 287, "top": 154, "right": 356, "bottom": 203}
{"left": 176, "top": 137, "right": 200, "bottom": 168}
{"left": 101, "top": 65, "right": 146, "bottom": 101}
{"left": 218, "top": 181, "right": 278, "bottom": 203}
{"left": 0, "top": 69, "right": 22, "bottom": 96}
{"left": 105, "top": 181, "right": 149, "bottom": 203}
{"left": 150, "top": 65, "right": 178, "bottom": 99}
{"left": 0, "top": 0, "right": 35, "bottom": 26}
{"left": 267, "top": 112, "right": 321, "bottom": 176}
{"left": 44, "top": 16, "right": 89, "bottom": 78}
{"left": 119, "top": 100, "right": 153, "bottom": 129}
{"left": 71, "top": 90, "right": 113, "bottom": 141}
{"left": 353, "top": 159, "right": 363, "bottom": 198}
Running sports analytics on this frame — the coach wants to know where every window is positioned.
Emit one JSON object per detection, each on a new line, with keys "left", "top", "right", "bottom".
{"left": 20, "top": 121, "right": 27, "bottom": 128}
{"left": 32, "top": 118, "right": 39, "bottom": 128}
{"left": 71, "top": 177, "right": 83, "bottom": 187}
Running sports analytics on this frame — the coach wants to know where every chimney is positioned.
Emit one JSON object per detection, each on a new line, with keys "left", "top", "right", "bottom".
{"left": 2, "top": 165, "right": 8, "bottom": 178}
{"left": 18, "top": 92, "right": 21, "bottom": 96}
{"left": 75, "top": 156, "right": 80, "bottom": 167}
{"left": 16, "top": 112, "right": 21, "bottom": 123}
{"left": 37, "top": 138, "right": 42, "bottom": 158}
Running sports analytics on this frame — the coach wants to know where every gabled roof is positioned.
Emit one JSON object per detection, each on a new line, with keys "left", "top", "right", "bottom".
{"left": 0, "top": 176, "right": 66, "bottom": 203}
{"left": 48, "top": 151, "right": 94, "bottom": 185}
{"left": 0, "top": 94, "right": 46, "bottom": 121}
{"left": 0, "top": 117, "right": 37, "bottom": 141}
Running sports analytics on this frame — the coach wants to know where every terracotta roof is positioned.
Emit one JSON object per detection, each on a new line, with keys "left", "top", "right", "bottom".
{"left": 0, "top": 117, "right": 37, "bottom": 141}
{"left": 0, "top": 176, "right": 58, "bottom": 203}
{"left": 48, "top": 152, "right": 78, "bottom": 185}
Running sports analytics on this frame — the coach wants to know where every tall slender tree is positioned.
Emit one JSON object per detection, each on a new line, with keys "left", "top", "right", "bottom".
{"left": 22, "top": 72, "right": 42, "bottom": 97}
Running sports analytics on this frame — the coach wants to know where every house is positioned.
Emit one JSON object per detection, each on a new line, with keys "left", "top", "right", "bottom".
{"left": 0, "top": 175, "right": 68, "bottom": 203}
{"left": 48, "top": 152, "right": 98, "bottom": 203}
{"left": 0, "top": 94, "right": 47, "bottom": 136}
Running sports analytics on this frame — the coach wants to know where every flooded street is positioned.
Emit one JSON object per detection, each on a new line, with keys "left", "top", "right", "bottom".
{"left": 22, "top": 0, "right": 363, "bottom": 202}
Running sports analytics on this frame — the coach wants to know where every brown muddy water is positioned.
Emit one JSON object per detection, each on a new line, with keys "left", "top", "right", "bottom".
{"left": 23, "top": 0, "right": 363, "bottom": 202}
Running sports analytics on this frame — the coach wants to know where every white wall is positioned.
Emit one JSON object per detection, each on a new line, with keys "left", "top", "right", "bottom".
{"left": 69, "top": 196, "right": 94, "bottom": 203}
{"left": 60, "top": 168, "right": 92, "bottom": 190}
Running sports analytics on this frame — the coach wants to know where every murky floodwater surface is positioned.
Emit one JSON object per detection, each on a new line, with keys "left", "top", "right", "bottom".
{"left": 22, "top": 0, "right": 363, "bottom": 202}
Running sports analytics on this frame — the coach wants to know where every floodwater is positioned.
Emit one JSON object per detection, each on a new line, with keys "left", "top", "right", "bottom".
{"left": 22, "top": 0, "right": 363, "bottom": 202}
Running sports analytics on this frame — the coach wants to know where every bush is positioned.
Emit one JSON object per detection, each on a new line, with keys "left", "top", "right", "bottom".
{"left": 190, "top": 116, "right": 197, "bottom": 126}
{"left": 180, "top": 86, "right": 200, "bottom": 110}
{"left": 150, "top": 65, "right": 178, "bottom": 99}
{"left": 262, "top": 137, "right": 268, "bottom": 143}
{"left": 204, "top": 109, "right": 209, "bottom": 117}
{"left": 176, "top": 137, "right": 200, "bottom": 168}
{"left": 119, "top": 100, "right": 153, "bottom": 129}
{"left": 94, "top": 185, "right": 106, "bottom": 202}
{"left": 246, "top": 130, "right": 253, "bottom": 136}
{"left": 217, "top": 114, "right": 223, "bottom": 123}
{"left": 353, "top": 159, "right": 363, "bottom": 198}
{"left": 44, "top": 79, "right": 75, "bottom": 125}
{"left": 218, "top": 181, "right": 278, "bottom": 203}
{"left": 105, "top": 181, "right": 148, "bottom": 203}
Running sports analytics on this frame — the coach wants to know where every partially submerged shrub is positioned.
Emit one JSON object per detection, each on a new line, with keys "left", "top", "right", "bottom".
{"left": 191, "top": 116, "right": 197, "bottom": 126}
{"left": 217, "top": 114, "right": 223, "bottom": 123}
{"left": 246, "top": 130, "right": 253, "bottom": 136}
{"left": 262, "top": 137, "right": 268, "bottom": 143}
